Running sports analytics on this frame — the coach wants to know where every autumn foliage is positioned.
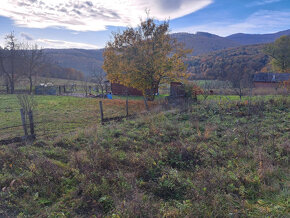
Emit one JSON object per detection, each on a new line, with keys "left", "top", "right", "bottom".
{"left": 103, "top": 18, "right": 191, "bottom": 100}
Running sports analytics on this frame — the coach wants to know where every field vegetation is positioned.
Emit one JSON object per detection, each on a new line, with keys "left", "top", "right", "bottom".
{"left": 0, "top": 95, "right": 157, "bottom": 140}
{"left": 0, "top": 95, "right": 289, "bottom": 217}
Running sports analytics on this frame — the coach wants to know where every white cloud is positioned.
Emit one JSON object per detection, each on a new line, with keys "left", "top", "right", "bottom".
{"left": 20, "top": 32, "right": 34, "bottom": 41}
{"left": 175, "top": 10, "right": 290, "bottom": 36}
{"left": 0, "top": 0, "right": 213, "bottom": 31}
{"left": 0, "top": 32, "right": 98, "bottom": 49}
{"left": 35, "top": 39, "right": 99, "bottom": 49}
{"left": 247, "top": 0, "right": 282, "bottom": 7}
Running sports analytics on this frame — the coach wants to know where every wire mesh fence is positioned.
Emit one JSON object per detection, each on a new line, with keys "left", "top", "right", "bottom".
{"left": 0, "top": 95, "right": 155, "bottom": 143}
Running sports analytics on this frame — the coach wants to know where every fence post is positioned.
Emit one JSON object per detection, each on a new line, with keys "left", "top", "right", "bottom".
{"left": 20, "top": 108, "right": 28, "bottom": 137}
{"left": 99, "top": 101, "right": 104, "bottom": 124}
{"left": 28, "top": 110, "right": 35, "bottom": 139}
{"left": 126, "top": 94, "right": 129, "bottom": 117}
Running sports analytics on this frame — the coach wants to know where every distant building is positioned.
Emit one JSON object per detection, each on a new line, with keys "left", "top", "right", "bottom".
{"left": 253, "top": 73, "right": 290, "bottom": 88}
{"left": 35, "top": 83, "right": 57, "bottom": 95}
{"left": 170, "top": 82, "right": 185, "bottom": 97}
{"left": 111, "top": 83, "right": 143, "bottom": 96}
{"left": 111, "top": 83, "right": 158, "bottom": 96}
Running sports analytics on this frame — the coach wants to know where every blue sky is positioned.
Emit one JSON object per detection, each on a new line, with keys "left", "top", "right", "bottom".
{"left": 0, "top": 0, "right": 289, "bottom": 49}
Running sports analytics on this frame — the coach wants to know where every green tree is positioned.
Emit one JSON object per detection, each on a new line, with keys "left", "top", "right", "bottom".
{"left": 103, "top": 18, "right": 191, "bottom": 101}
{"left": 264, "top": 35, "right": 290, "bottom": 73}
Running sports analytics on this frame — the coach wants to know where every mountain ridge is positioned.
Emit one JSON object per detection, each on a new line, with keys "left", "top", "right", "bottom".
{"left": 44, "top": 29, "right": 290, "bottom": 75}
{"left": 226, "top": 29, "right": 290, "bottom": 45}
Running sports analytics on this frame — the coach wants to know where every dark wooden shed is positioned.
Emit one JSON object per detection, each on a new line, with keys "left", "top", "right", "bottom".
{"left": 111, "top": 83, "right": 143, "bottom": 96}
{"left": 170, "top": 82, "right": 185, "bottom": 97}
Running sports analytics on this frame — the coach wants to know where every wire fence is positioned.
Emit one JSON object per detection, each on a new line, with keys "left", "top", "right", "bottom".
{"left": 0, "top": 97, "right": 155, "bottom": 144}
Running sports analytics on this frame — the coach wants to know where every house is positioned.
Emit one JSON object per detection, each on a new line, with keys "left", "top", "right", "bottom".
{"left": 253, "top": 73, "right": 290, "bottom": 88}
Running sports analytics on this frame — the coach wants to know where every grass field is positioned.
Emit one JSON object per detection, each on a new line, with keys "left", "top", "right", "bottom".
{"left": 0, "top": 94, "right": 287, "bottom": 140}
{"left": 0, "top": 94, "right": 289, "bottom": 217}
{"left": 0, "top": 95, "right": 158, "bottom": 140}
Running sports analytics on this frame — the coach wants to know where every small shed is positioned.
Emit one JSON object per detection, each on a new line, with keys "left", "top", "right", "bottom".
{"left": 170, "top": 82, "right": 185, "bottom": 97}
{"left": 111, "top": 83, "right": 143, "bottom": 96}
{"left": 253, "top": 73, "right": 290, "bottom": 88}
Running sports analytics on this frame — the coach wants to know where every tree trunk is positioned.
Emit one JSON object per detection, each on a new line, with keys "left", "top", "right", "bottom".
{"left": 143, "top": 95, "right": 149, "bottom": 111}
{"left": 101, "top": 86, "right": 104, "bottom": 98}
{"left": 29, "top": 76, "right": 33, "bottom": 94}
{"left": 10, "top": 81, "right": 14, "bottom": 94}
{"left": 6, "top": 83, "right": 9, "bottom": 94}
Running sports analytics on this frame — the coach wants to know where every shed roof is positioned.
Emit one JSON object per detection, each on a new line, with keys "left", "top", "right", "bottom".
{"left": 253, "top": 73, "right": 290, "bottom": 83}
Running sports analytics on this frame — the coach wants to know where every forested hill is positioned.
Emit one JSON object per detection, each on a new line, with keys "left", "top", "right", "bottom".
{"left": 44, "top": 29, "right": 289, "bottom": 77}
{"left": 227, "top": 29, "right": 290, "bottom": 45}
{"left": 44, "top": 48, "right": 104, "bottom": 75}
{"left": 170, "top": 32, "right": 240, "bottom": 55}
{"left": 185, "top": 44, "right": 270, "bottom": 81}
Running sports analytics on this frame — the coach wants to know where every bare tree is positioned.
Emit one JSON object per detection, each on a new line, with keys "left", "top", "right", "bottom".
{"left": 227, "top": 63, "right": 253, "bottom": 101}
{"left": 82, "top": 77, "right": 89, "bottom": 97}
{"left": 91, "top": 64, "right": 106, "bottom": 97}
{"left": 200, "top": 81, "right": 214, "bottom": 100}
{"left": 0, "top": 32, "right": 22, "bottom": 94}
{"left": 22, "top": 43, "right": 45, "bottom": 94}
{"left": 233, "top": 75, "right": 253, "bottom": 101}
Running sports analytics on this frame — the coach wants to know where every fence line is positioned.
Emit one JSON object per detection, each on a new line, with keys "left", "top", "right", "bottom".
{"left": 0, "top": 120, "right": 95, "bottom": 131}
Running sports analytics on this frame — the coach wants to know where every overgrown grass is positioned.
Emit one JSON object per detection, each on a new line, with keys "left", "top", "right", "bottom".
{"left": 0, "top": 95, "right": 289, "bottom": 217}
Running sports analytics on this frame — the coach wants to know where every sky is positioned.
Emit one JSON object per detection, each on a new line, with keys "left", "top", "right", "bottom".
{"left": 0, "top": 0, "right": 289, "bottom": 49}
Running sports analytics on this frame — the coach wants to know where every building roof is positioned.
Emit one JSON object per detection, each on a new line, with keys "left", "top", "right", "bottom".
{"left": 253, "top": 73, "right": 290, "bottom": 83}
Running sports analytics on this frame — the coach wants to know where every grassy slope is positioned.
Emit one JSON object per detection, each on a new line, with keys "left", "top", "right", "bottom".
{"left": 0, "top": 96, "right": 289, "bottom": 217}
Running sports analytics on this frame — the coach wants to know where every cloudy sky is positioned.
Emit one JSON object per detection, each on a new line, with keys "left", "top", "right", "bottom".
{"left": 0, "top": 0, "right": 289, "bottom": 49}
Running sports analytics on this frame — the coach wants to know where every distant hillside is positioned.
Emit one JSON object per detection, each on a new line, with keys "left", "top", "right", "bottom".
{"left": 226, "top": 29, "right": 290, "bottom": 45}
{"left": 44, "top": 49, "right": 104, "bottom": 76}
{"left": 44, "top": 33, "right": 241, "bottom": 74}
{"left": 186, "top": 44, "right": 270, "bottom": 82}
{"left": 44, "top": 29, "right": 289, "bottom": 78}
{"left": 171, "top": 32, "right": 241, "bottom": 55}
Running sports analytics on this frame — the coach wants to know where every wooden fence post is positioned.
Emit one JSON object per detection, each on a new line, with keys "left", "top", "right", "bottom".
{"left": 99, "top": 101, "right": 104, "bottom": 124}
{"left": 20, "top": 108, "right": 28, "bottom": 137}
{"left": 28, "top": 110, "right": 35, "bottom": 139}
{"left": 126, "top": 95, "right": 129, "bottom": 117}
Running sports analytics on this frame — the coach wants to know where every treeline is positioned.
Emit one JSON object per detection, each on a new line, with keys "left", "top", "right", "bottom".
{"left": 0, "top": 32, "right": 85, "bottom": 94}
{"left": 186, "top": 44, "right": 270, "bottom": 83}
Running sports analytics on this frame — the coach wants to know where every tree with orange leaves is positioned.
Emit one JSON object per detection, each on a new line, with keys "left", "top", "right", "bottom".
{"left": 103, "top": 17, "right": 191, "bottom": 101}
